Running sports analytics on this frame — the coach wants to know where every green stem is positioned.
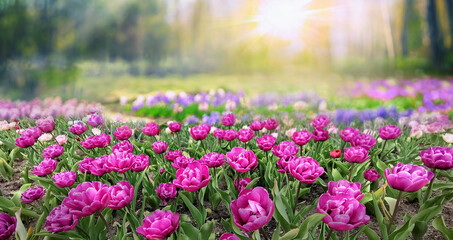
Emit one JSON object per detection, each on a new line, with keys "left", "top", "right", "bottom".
{"left": 293, "top": 181, "right": 303, "bottom": 214}
{"left": 325, "top": 228, "right": 333, "bottom": 240}
{"left": 299, "top": 146, "right": 303, "bottom": 157}
{"left": 387, "top": 190, "right": 403, "bottom": 234}
{"left": 348, "top": 163, "right": 355, "bottom": 181}
{"left": 176, "top": 133, "right": 181, "bottom": 148}
{"left": 424, "top": 168, "right": 437, "bottom": 202}
{"left": 379, "top": 140, "right": 388, "bottom": 160}
{"left": 201, "top": 140, "right": 207, "bottom": 154}
{"left": 97, "top": 211, "right": 109, "bottom": 230}
{"left": 265, "top": 151, "right": 269, "bottom": 163}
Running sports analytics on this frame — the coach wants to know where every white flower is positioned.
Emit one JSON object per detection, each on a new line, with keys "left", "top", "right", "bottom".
{"left": 442, "top": 133, "right": 453, "bottom": 144}
{"left": 410, "top": 129, "right": 423, "bottom": 138}
{"left": 38, "top": 133, "right": 53, "bottom": 142}
{"left": 55, "top": 135, "right": 68, "bottom": 145}
{"left": 0, "top": 140, "right": 3, "bottom": 145}
{"left": 120, "top": 96, "right": 128, "bottom": 105}
{"left": 92, "top": 128, "right": 101, "bottom": 135}
{"left": 165, "top": 128, "right": 172, "bottom": 134}
{"left": 318, "top": 100, "right": 327, "bottom": 112}
{"left": 210, "top": 127, "right": 217, "bottom": 134}
{"left": 198, "top": 103, "right": 209, "bottom": 111}
{"left": 271, "top": 133, "right": 278, "bottom": 139}
{"left": 285, "top": 128, "right": 296, "bottom": 138}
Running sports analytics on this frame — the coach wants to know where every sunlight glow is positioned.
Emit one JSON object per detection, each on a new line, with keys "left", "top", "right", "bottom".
{"left": 254, "top": 0, "right": 313, "bottom": 40}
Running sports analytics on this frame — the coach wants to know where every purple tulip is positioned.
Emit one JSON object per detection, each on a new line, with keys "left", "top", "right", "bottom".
{"left": 224, "top": 129, "right": 237, "bottom": 141}
{"left": 15, "top": 135, "right": 35, "bottom": 148}
{"left": 62, "top": 181, "right": 110, "bottom": 217}
{"left": 317, "top": 193, "right": 370, "bottom": 231}
{"left": 292, "top": 130, "right": 312, "bottom": 146}
{"left": 312, "top": 115, "right": 330, "bottom": 130}
{"left": 21, "top": 186, "right": 45, "bottom": 203}
{"left": 257, "top": 134, "right": 276, "bottom": 151}
{"left": 52, "top": 170, "right": 77, "bottom": 188}
{"left": 234, "top": 177, "right": 252, "bottom": 193}
{"left": 220, "top": 233, "right": 240, "bottom": 240}
{"left": 42, "top": 144, "right": 64, "bottom": 158}
{"left": 44, "top": 205, "right": 79, "bottom": 233}
{"left": 230, "top": 187, "right": 274, "bottom": 231}
{"left": 277, "top": 156, "right": 293, "bottom": 173}
{"left": 142, "top": 122, "right": 160, "bottom": 136}
{"left": 199, "top": 152, "right": 225, "bottom": 168}
{"left": 0, "top": 213, "right": 17, "bottom": 239}
{"left": 227, "top": 147, "right": 258, "bottom": 173}
{"left": 287, "top": 156, "right": 324, "bottom": 184}
{"left": 108, "top": 181, "right": 134, "bottom": 210}
{"left": 87, "top": 114, "right": 104, "bottom": 127}
{"left": 131, "top": 154, "right": 149, "bottom": 172}
{"left": 238, "top": 128, "right": 254, "bottom": 143}
{"left": 37, "top": 116, "right": 55, "bottom": 133}
{"left": 78, "top": 157, "right": 93, "bottom": 174}
{"left": 160, "top": 168, "right": 166, "bottom": 174}
{"left": 364, "top": 169, "right": 381, "bottom": 182}
{"left": 106, "top": 151, "right": 134, "bottom": 173}
{"left": 136, "top": 210, "right": 179, "bottom": 240}
{"left": 114, "top": 125, "right": 133, "bottom": 141}
{"left": 385, "top": 163, "right": 434, "bottom": 192}
{"left": 81, "top": 134, "right": 111, "bottom": 149}
{"left": 84, "top": 155, "right": 112, "bottom": 176}
{"left": 344, "top": 147, "right": 370, "bottom": 164}
{"left": 312, "top": 129, "right": 330, "bottom": 142}
{"left": 213, "top": 128, "right": 225, "bottom": 140}
{"left": 351, "top": 134, "right": 376, "bottom": 150}
{"left": 250, "top": 120, "right": 264, "bottom": 131}
{"left": 221, "top": 113, "right": 236, "bottom": 127}
{"left": 165, "top": 150, "right": 183, "bottom": 161}
{"left": 112, "top": 141, "right": 134, "bottom": 153}
{"left": 327, "top": 180, "right": 364, "bottom": 201}
{"left": 420, "top": 146, "right": 453, "bottom": 170}
{"left": 190, "top": 125, "right": 208, "bottom": 141}
{"left": 155, "top": 183, "right": 178, "bottom": 205}
{"left": 264, "top": 118, "right": 279, "bottom": 130}
{"left": 69, "top": 122, "right": 87, "bottom": 135}
{"left": 172, "top": 156, "right": 195, "bottom": 169}
{"left": 152, "top": 141, "right": 168, "bottom": 154}
{"left": 379, "top": 125, "right": 402, "bottom": 140}
{"left": 169, "top": 121, "right": 182, "bottom": 133}
{"left": 340, "top": 127, "right": 360, "bottom": 142}
{"left": 272, "top": 141, "right": 298, "bottom": 158}
{"left": 33, "top": 158, "right": 57, "bottom": 176}
{"left": 22, "top": 127, "right": 42, "bottom": 139}
{"left": 173, "top": 162, "right": 210, "bottom": 192}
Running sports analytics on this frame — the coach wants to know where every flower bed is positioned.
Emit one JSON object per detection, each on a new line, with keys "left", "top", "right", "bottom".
{"left": 0, "top": 112, "right": 452, "bottom": 240}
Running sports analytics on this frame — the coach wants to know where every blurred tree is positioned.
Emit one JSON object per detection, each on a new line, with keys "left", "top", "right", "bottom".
{"left": 426, "top": 0, "right": 444, "bottom": 64}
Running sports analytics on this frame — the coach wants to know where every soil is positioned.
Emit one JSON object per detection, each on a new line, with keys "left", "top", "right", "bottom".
{"left": 1, "top": 158, "right": 452, "bottom": 239}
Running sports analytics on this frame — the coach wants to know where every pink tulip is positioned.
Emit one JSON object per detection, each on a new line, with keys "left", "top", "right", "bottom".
{"left": 226, "top": 147, "right": 258, "bottom": 173}
{"left": 221, "top": 113, "right": 236, "bottom": 127}
{"left": 69, "top": 122, "right": 87, "bottom": 135}
{"left": 224, "top": 129, "right": 237, "bottom": 141}
{"left": 264, "top": 118, "right": 279, "bottom": 130}
{"left": 287, "top": 156, "right": 324, "bottom": 184}
{"left": 131, "top": 154, "right": 149, "bottom": 172}
{"left": 142, "top": 122, "right": 160, "bottom": 136}
{"left": 0, "top": 213, "right": 17, "bottom": 239}
{"left": 238, "top": 128, "right": 254, "bottom": 143}
{"left": 213, "top": 128, "right": 225, "bottom": 140}
{"left": 165, "top": 150, "right": 183, "bottom": 161}
{"left": 52, "top": 170, "right": 77, "bottom": 188}
{"left": 312, "top": 115, "right": 330, "bottom": 130}
{"left": 108, "top": 181, "right": 134, "bottom": 210}
{"left": 106, "top": 151, "right": 134, "bottom": 173}
{"left": 62, "top": 181, "right": 110, "bottom": 217}
{"left": 152, "top": 141, "right": 168, "bottom": 154}
{"left": 199, "top": 152, "right": 225, "bottom": 168}
{"left": 172, "top": 156, "right": 195, "bottom": 169}
{"left": 87, "top": 114, "right": 104, "bottom": 127}
{"left": 112, "top": 141, "right": 134, "bottom": 153}
{"left": 136, "top": 210, "right": 179, "bottom": 240}
{"left": 292, "top": 130, "right": 312, "bottom": 146}
{"left": 42, "top": 144, "right": 64, "bottom": 159}
{"left": 155, "top": 183, "right": 178, "bottom": 205}
{"left": 344, "top": 147, "right": 370, "bottom": 163}
{"left": 379, "top": 125, "right": 402, "bottom": 140}
{"left": 312, "top": 129, "right": 330, "bottom": 142}
{"left": 351, "top": 134, "right": 376, "bottom": 150}
{"left": 385, "top": 163, "right": 434, "bottom": 192}
{"left": 37, "top": 116, "right": 55, "bottom": 133}
{"left": 250, "top": 120, "right": 264, "bottom": 131}
{"left": 340, "top": 127, "right": 360, "bottom": 142}
{"left": 364, "top": 169, "right": 381, "bottom": 182}
{"left": 327, "top": 180, "right": 364, "bottom": 201}
{"left": 21, "top": 186, "right": 45, "bottom": 203}
{"left": 169, "top": 121, "right": 182, "bottom": 133}
{"left": 33, "top": 158, "right": 57, "bottom": 176}
{"left": 114, "top": 125, "right": 133, "bottom": 141}
{"left": 420, "top": 146, "right": 453, "bottom": 170}
{"left": 190, "top": 125, "right": 208, "bottom": 141}
{"left": 257, "top": 134, "right": 276, "bottom": 151}
{"left": 220, "top": 233, "right": 240, "bottom": 240}
{"left": 81, "top": 134, "right": 111, "bottom": 149}
{"left": 45, "top": 205, "right": 79, "bottom": 233}
{"left": 234, "top": 177, "right": 252, "bottom": 193}
{"left": 15, "top": 135, "right": 35, "bottom": 148}
{"left": 55, "top": 135, "right": 68, "bottom": 145}
{"left": 173, "top": 162, "right": 210, "bottom": 192}
{"left": 272, "top": 141, "right": 298, "bottom": 158}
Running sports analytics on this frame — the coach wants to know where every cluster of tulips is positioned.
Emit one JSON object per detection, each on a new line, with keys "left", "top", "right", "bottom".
{"left": 0, "top": 111, "right": 452, "bottom": 240}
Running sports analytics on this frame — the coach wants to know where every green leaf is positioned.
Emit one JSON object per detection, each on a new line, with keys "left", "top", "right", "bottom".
{"left": 15, "top": 209, "right": 28, "bottom": 240}
{"left": 272, "top": 223, "right": 281, "bottom": 240}
{"left": 331, "top": 168, "right": 342, "bottom": 181}
{"left": 180, "top": 222, "right": 201, "bottom": 240}
{"left": 245, "top": 177, "right": 260, "bottom": 190}
{"left": 432, "top": 216, "right": 453, "bottom": 240}
{"left": 280, "top": 228, "right": 299, "bottom": 240}
{"left": 296, "top": 213, "right": 326, "bottom": 239}
{"left": 272, "top": 180, "right": 293, "bottom": 232}
{"left": 359, "top": 226, "right": 380, "bottom": 240}
{"left": 200, "top": 221, "right": 216, "bottom": 240}
{"left": 180, "top": 192, "right": 204, "bottom": 228}
{"left": 411, "top": 221, "right": 428, "bottom": 240}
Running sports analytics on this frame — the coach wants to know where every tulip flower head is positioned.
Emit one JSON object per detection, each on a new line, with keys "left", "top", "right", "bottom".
{"left": 227, "top": 147, "right": 258, "bottom": 173}
{"left": 173, "top": 162, "right": 210, "bottom": 192}
{"left": 114, "top": 125, "right": 133, "bottom": 141}
{"left": 292, "top": 130, "right": 312, "bottom": 146}
{"left": 379, "top": 125, "right": 403, "bottom": 140}
{"left": 52, "top": 170, "right": 77, "bottom": 188}
{"left": 287, "top": 156, "right": 324, "bottom": 184}
{"left": 420, "top": 146, "right": 453, "bottom": 170}
{"left": 136, "top": 210, "right": 179, "bottom": 240}
{"left": 62, "top": 181, "right": 110, "bottom": 217}
{"left": 0, "top": 213, "right": 17, "bottom": 239}
{"left": 45, "top": 205, "right": 79, "bottom": 233}
{"left": 385, "top": 163, "right": 434, "bottom": 192}
{"left": 21, "top": 186, "right": 45, "bottom": 203}
{"left": 108, "top": 181, "right": 134, "bottom": 210}
{"left": 155, "top": 183, "right": 178, "bottom": 205}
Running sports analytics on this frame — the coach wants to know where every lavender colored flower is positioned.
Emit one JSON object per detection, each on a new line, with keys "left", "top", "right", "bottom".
{"left": 69, "top": 122, "right": 87, "bottom": 135}
{"left": 420, "top": 146, "right": 453, "bottom": 170}
{"left": 199, "top": 152, "right": 225, "bottom": 168}
{"left": 62, "top": 181, "right": 110, "bottom": 217}
{"left": 292, "top": 130, "right": 312, "bottom": 146}
{"left": 42, "top": 144, "right": 64, "bottom": 159}
{"left": 257, "top": 134, "right": 276, "bottom": 151}
{"left": 155, "top": 183, "right": 178, "bottom": 205}
{"left": 108, "top": 181, "right": 134, "bottom": 210}
{"left": 173, "top": 162, "right": 210, "bottom": 192}
{"left": 272, "top": 141, "right": 298, "bottom": 158}
{"left": 142, "top": 122, "right": 160, "bottom": 136}
{"left": 152, "top": 141, "right": 168, "bottom": 154}
{"left": 364, "top": 169, "right": 381, "bottom": 182}
{"left": 136, "top": 210, "right": 179, "bottom": 240}
{"left": 165, "top": 150, "right": 183, "bottom": 161}
{"left": 21, "top": 186, "right": 44, "bottom": 203}
{"left": 238, "top": 128, "right": 254, "bottom": 143}
{"left": 45, "top": 205, "right": 79, "bottom": 233}
{"left": 114, "top": 125, "right": 133, "bottom": 141}
{"left": 112, "top": 141, "right": 133, "bottom": 153}
{"left": 351, "top": 134, "right": 376, "bottom": 150}
{"left": 87, "top": 114, "right": 104, "bottom": 127}
{"left": 340, "top": 127, "right": 360, "bottom": 142}
{"left": 221, "top": 113, "right": 236, "bottom": 127}
{"left": 312, "top": 129, "right": 330, "bottom": 142}
{"left": 312, "top": 115, "right": 330, "bottom": 130}
{"left": 33, "top": 158, "right": 57, "bottom": 176}
{"left": 0, "top": 213, "right": 17, "bottom": 239}
{"left": 385, "top": 163, "right": 434, "bottom": 192}
{"left": 52, "top": 170, "right": 77, "bottom": 188}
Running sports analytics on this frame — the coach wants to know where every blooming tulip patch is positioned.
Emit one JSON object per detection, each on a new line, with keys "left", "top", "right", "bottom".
{"left": 0, "top": 112, "right": 453, "bottom": 240}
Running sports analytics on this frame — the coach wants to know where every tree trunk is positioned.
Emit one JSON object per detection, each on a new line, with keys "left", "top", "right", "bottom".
{"left": 445, "top": 0, "right": 453, "bottom": 49}
{"left": 427, "top": 0, "right": 444, "bottom": 64}
{"left": 401, "top": 0, "right": 413, "bottom": 56}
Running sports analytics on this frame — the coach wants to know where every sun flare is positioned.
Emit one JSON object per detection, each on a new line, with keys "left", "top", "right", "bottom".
{"left": 254, "top": 0, "right": 313, "bottom": 40}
